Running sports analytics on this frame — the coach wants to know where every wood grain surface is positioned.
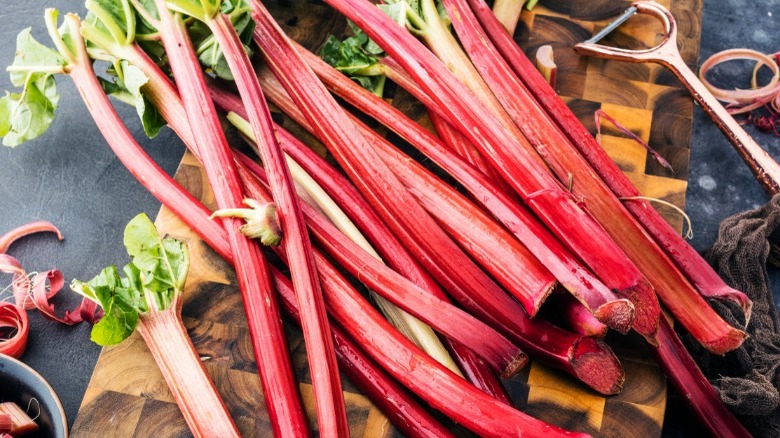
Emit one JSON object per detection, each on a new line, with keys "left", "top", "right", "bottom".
{"left": 72, "top": 0, "right": 703, "bottom": 436}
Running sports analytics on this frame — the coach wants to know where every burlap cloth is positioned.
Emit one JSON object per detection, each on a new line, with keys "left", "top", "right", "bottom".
{"left": 679, "top": 195, "right": 780, "bottom": 436}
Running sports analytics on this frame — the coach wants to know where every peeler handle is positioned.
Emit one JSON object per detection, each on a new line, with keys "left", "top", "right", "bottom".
{"left": 672, "top": 64, "right": 780, "bottom": 196}
{"left": 575, "top": 1, "right": 780, "bottom": 195}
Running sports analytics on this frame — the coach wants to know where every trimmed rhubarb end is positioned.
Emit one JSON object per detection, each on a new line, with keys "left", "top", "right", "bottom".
{"left": 530, "top": 281, "right": 558, "bottom": 317}
{"left": 570, "top": 338, "right": 625, "bottom": 395}
{"left": 500, "top": 351, "right": 530, "bottom": 379}
{"left": 592, "top": 298, "right": 634, "bottom": 335}
{"left": 616, "top": 279, "right": 660, "bottom": 346}
{"left": 700, "top": 326, "right": 749, "bottom": 356}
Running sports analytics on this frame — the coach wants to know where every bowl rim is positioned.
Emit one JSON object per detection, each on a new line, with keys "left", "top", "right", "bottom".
{"left": 0, "top": 353, "right": 69, "bottom": 438}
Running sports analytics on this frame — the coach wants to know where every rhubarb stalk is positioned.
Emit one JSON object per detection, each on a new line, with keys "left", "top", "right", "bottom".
{"left": 249, "top": 0, "right": 533, "bottom": 351}
{"left": 220, "top": 101, "right": 625, "bottom": 394}
{"left": 63, "top": 7, "right": 308, "bottom": 434}
{"left": 70, "top": 213, "right": 239, "bottom": 437}
{"left": 468, "top": 0, "right": 752, "bottom": 319}
{"left": 446, "top": 0, "right": 746, "bottom": 353}
{"left": 289, "top": 46, "right": 634, "bottom": 331}
{"left": 322, "top": 0, "right": 661, "bottom": 342}
{"left": 156, "top": 1, "right": 347, "bottom": 432}
{"left": 491, "top": 0, "right": 526, "bottom": 35}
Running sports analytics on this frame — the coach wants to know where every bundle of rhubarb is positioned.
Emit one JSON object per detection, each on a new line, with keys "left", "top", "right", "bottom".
{"left": 0, "top": 0, "right": 755, "bottom": 436}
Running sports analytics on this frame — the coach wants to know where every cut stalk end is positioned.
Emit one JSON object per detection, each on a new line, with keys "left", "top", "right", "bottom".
{"left": 699, "top": 326, "right": 749, "bottom": 356}
{"left": 499, "top": 350, "right": 530, "bottom": 379}
{"left": 571, "top": 337, "right": 625, "bottom": 395}
{"left": 616, "top": 279, "right": 660, "bottom": 345}
{"left": 592, "top": 298, "right": 634, "bottom": 335}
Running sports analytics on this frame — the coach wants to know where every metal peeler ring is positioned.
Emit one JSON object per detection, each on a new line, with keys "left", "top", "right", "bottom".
{"left": 574, "top": 1, "right": 780, "bottom": 196}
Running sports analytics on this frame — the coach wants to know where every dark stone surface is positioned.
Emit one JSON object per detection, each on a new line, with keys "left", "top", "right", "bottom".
{"left": 0, "top": 0, "right": 778, "bottom": 435}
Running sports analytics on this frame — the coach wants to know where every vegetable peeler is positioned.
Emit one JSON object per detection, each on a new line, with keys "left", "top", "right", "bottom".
{"left": 574, "top": 1, "right": 780, "bottom": 196}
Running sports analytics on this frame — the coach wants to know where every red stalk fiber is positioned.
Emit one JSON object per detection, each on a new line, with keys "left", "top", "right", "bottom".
{"left": 450, "top": 0, "right": 747, "bottom": 353}
{"left": 470, "top": 0, "right": 752, "bottom": 319}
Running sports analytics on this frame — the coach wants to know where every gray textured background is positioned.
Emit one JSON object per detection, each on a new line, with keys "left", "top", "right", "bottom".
{"left": 0, "top": 0, "right": 778, "bottom": 435}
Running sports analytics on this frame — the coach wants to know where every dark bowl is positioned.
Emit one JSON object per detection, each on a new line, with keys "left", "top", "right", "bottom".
{"left": 0, "top": 354, "right": 68, "bottom": 438}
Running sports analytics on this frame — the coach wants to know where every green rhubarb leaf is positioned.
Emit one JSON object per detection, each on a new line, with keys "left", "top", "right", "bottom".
{"left": 72, "top": 265, "right": 140, "bottom": 346}
{"left": 0, "top": 77, "right": 59, "bottom": 147}
{"left": 9, "top": 28, "right": 66, "bottom": 87}
{"left": 70, "top": 213, "right": 189, "bottom": 346}
{"left": 378, "top": 3, "right": 409, "bottom": 30}
{"left": 1, "top": 29, "right": 64, "bottom": 147}
{"left": 320, "top": 35, "right": 379, "bottom": 75}
{"left": 100, "top": 61, "right": 166, "bottom": 138}
{"left": 124, "top": 212, "right": 188, "bottom": 310}
{"left": 180, "top": 0, "right": 255, "bottom": 80}
{"left": 121, "top": 62, "right": 165, "bottom": 137}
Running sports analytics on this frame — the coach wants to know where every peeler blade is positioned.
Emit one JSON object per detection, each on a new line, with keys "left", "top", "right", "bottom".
{"left": 583, "top": 6, "right": 638, "bottom": 45}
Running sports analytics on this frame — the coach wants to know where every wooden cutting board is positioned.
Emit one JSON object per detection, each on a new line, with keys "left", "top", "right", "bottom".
{"left": 71, "top": 0, "right": 702, "bottom": 436}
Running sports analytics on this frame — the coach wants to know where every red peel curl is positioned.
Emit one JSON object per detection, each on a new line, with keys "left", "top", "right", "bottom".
{"left": 30, "top": 270, "right": 102, "bottom": 325}
{"left": 0, "top": 303, "right": 28, "bottom": 358}
{"left": 0, "top": 222, "right": 101, "bottom": 358}
{"left": 0, "top": 221, "right": 63, "bottom": 254}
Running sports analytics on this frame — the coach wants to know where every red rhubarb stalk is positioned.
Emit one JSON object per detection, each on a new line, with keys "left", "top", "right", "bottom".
{"left": 321, "top": 0, "right": 660, "bottom": 341}
{"left": 249, "top": 0, "right": 529, "bottom": 348}
{"left": 445, "top": 0, "right": 746, "bottom": 353}
{"left": 92, "top": 5, "right": 309, "bottom": 434}
{"left": 549, "top": 293, "right": 609, "bottom": 338}
{"left": 266, "top": 225, "right": 589, "bottom": 438}
{"left": 427, "top": 111, "right": 514, "bottom": 193}
{"left": 223, "top": 106, "right": 625, "bottom": 394}
{"left": 468, "top": 0, "right": 752, "bottom": 319}
{"left": 234, "top": 156, "right": 528, "bottom": 378}
{"left": 653, "top": 318, "right": 751, "bottom": 437}
{"left": 114, "top": 41, "right": 511, "bottom": 403}
{"left": 247, "top": 77, "right": 557, "bottom": 315}
{"left": 160, "top": 1, "right": 347, "bottom": 432}
{"left": 271, "top": 274, "right": 456, "bottom": 438}
{"left": 288, "top": 47, "right": 634, "bottom": 331}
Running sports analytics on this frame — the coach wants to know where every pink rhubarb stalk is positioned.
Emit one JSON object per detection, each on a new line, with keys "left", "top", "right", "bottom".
{"left": 57, "top": 13, "right": 240, "bottom": 436}
{"left": 321, "top": 0, "right": 661, "bottom": 342}
{"left": 249, "top": 0, "right": 528, "bottom": 349}
{"left": 288, "top": 47, "right": 634, "bottom": 331}
{"left": 117, "top": 40, "right": 511, "bottom": 403}
{"left": 271, "top": 274, "right": 456, "bottom": 438}
{"left": 220, "top": 100, "right": 625, "bottom": 394}
{"left": 467, "top": 0, "right": 752, "bottom": 318}
{"left": 188, "top": 6, "right": 348, "bottom": 433}
{"left": 236, "top": 155, "right": 528, "bottom": 378}
{"left": 145, "top": 3, "right": 312, "bottom": 434}
{"left": 445, "top": 0, "right": 746, "bottom": 353}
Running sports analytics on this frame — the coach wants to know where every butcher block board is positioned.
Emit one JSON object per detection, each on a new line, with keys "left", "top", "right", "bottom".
{"left": 72, "top": 0, "right": 703, "bottom": 436}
